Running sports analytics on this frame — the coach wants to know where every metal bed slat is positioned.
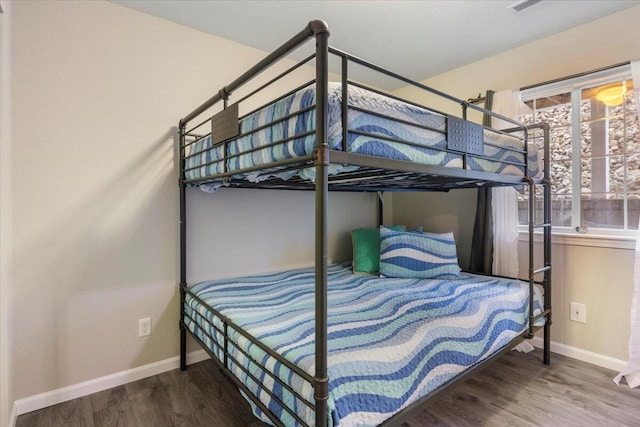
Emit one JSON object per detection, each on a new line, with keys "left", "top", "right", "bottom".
{"left": 236, "top": 105, "right": 315, "bottom": 141}
{"left": 183, "top": 314, "right": 225, "bottom": 353}
{"left": 346, "top": 80, "right": 451, "bottom": 119}
{"left": 221, "top": 132, "right": 316, "bottom": 163}
{"left": 329, "top": 150, "right": 533, "bottom": 185}
{"left": 226, "top": 342, "right": 316, "bottom": 411}
{"left": 483, "top": 140, "right": 527, "bottom": 154}
{"left": 185, "top": 327, "right": 286, "bottom": 427}
{"left": 532, "top": 309, "right": 552, "bottom": 322}
{"left": 184, "top": 287, "right": 315, "bottom": 384}
{"left": 467, "top": 154, "right": 527, "bottom": 169}
{"left": 345, "top": 78, "right": 530, "bottom": 145}
{"left": 184, "top": 307, "right": 316, "bottom": 411}
{"left": 225, "top": 355, "right": 312, "bottom": 427}
{"left": 235, "top": 55, "right": 315, "bottom": 105}
{"left": 533, "top": 265, "right": 552, "bottom": 275}
{"left": 347, "top": 105, "right": 447, "bottom": 135}
{"left": 533, "top": 222, "right": 552, "bottom": 228}
{"left": 185, "top": 117, "right": 213, "bottom": 140}
{"left": 183, "top": 130, "right": 315, "bottom": 174}
{"left": 346, "top": 129, "right": 528, "bottom": 170}
{"left": 330, "top": 47, "right": 524, "bottom": 130}
{"left": 238, "top": 79, "right": 316, "bottom": 121}
{"left": 183, "top": 154, "right": 314, "bottom": 185}
{"left": 346, "top": 129, "right": 454, "bottom": 153}
{"left": 221, "top": 169, "right": 524, "bottom": 192}
{"left": 182, "top": 105, "right": 316, "bottom": 161}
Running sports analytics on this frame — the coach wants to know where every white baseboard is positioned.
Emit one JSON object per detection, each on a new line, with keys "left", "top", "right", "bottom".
{"left": 530, "top": 336, "right": 627, "bottom": 372}
{"left": 10, "top": 349, "right": 208, "bottom": 424}
{"left": 9, "top": 340, "right": 628, "bottom": 426}
{"left": 8, "top": 403, "right": 17, "bottom": 427}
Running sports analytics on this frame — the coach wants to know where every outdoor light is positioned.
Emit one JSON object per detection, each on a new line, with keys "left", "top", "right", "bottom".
{"left": 595, "top": 84, "right": 627, "bottom": 107}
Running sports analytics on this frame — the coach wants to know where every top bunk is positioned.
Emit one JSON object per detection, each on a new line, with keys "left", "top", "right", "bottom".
{"left": 179, "top": 20, "right": 550, "bottom": 193}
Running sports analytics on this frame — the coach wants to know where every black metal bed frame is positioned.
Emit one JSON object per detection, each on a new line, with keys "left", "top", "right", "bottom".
{"left": 178, "top": 20, "right": 552, "bottom": 427}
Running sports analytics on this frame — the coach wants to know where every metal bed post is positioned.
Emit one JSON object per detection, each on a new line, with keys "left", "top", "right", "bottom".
{"left": 460, "top": 102, "right": 469, "bottom": 170}
{"left": 525, "top": 123, "right": 552, "bottom": 363}
{"left": 541, "top": 122, "right": 552, "bottom": 365}
{"left": 312, "top": 19, "right": 330, "bottom": 427}
{"left": 527, "top": 176, "right": 536, "bottom": 339}
{"left": 179, "top": 122, "right": 187, "bottom": 371}
{"left": 524, "top": 127, "right": 529, "bottom": 179}
{"left": 543, "top": 177, "right": 552, "bottom": 364}
{"left": 341, "top": 53, "right": 348, "bottom": 152}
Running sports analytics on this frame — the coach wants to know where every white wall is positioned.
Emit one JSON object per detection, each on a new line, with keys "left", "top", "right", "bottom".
{"left": 518, "top": 239, "right": 634, "bottom": 359}
{"left": 391, "top": 190, "right": 476, "bottom": 271}
{"left": 8, "top": 0, "right": 375, "bottom": 407}
{"left": 393, "top": 5, "right": 640, "bottom": 361}
{"left": 0, "top": 1, "right": 13, "bottom": 425}
{"left": 186, "top": 189, "right": 372, "bottom": 284}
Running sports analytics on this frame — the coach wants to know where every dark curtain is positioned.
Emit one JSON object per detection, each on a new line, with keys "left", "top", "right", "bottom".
{"left": 469, "top": 187, "right": 493, "bottom": 273}
{"left": 481, "top": 90, "right": 495, "bottom": 128}
{"left": 469, "top": 90, "right": 495, "bottom": 274}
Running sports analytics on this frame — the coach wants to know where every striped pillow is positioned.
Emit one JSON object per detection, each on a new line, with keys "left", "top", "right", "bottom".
{"left": 379, "top": 227, "right": 461, "bottom": 279}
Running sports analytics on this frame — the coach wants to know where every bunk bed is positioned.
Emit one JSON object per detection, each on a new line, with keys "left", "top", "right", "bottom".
{"left": 178, "top": 20, "right": 552, "bottom": 427}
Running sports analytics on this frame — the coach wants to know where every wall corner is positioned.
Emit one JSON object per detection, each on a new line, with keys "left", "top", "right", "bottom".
{"left": 0, "top": 0, "right": 14, "bottom": 426}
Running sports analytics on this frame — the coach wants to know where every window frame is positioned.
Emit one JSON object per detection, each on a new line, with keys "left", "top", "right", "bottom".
{"left": 520, "top": 64, "right": 637, "bottom": 242}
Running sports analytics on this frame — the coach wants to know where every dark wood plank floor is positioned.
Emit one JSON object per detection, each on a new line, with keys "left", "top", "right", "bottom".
{"left": 16, "top": 349, "right": 640, "bottom": 427}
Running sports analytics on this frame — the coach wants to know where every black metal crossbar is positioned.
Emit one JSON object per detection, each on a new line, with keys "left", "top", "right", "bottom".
{"left": 183, "top": 312, "right": 314, "bottom": 426}
{"left": 184, "top": 309, "right": 316, "bottom": 412}
{"left": 183, "top": 286, "right": 314, "bottom": 384}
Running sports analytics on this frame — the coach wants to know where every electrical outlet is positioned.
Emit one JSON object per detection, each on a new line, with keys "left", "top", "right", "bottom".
{"left": 570, "top": 302, "right": 586, "bottom": 323}
{"left": 138, "top": 317, "right": 151, "bottom": 337}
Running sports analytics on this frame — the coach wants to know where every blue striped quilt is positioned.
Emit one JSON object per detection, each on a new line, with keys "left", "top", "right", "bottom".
{"left": 184, "top": 263, "right": 544, "bottom": 426}
{"left": 184, "top": 84, "right": 541, "bottom": 191}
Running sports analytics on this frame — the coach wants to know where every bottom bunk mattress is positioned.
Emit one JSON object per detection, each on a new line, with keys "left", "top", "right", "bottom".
{"left": 184, "top": 263, "right": 544, "bottom": 427}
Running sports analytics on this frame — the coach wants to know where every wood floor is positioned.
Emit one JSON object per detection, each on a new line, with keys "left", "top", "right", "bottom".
{"left": 16, "top": 349, "right": 640, "bottom": 427}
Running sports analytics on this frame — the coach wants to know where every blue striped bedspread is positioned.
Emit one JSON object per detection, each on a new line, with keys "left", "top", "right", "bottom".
{"left": 185, "top": 84, "right": 541, "bottom": 191}
{"left": 184, "top": 263, "right": 544, "bottom": 426}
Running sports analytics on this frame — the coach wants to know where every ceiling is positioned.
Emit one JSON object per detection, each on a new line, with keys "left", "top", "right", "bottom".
{"left": 112, "top": 0, "right": 639, "bottom": 89}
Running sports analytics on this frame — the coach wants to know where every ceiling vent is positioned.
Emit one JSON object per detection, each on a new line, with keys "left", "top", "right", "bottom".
{"left": 509, "top": 0, "right": 542, "bottom": 12}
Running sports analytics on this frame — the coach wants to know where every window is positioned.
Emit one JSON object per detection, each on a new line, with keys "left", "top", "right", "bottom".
{"left": 519, "top": 64, "right": 639, "bottom": 234}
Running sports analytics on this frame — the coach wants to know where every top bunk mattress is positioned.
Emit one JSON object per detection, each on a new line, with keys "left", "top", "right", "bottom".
{"left": 184, "top": 83, "right": 541, "bottom": 190}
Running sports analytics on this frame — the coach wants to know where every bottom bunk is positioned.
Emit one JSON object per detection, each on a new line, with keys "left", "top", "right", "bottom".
{"left": 181, "top": 262, "right": 545, "bottom": 427}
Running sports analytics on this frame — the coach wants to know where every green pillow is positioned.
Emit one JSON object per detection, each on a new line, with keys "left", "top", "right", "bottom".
{"left": 352, "top": 225, "right": 405, "bottom": 274}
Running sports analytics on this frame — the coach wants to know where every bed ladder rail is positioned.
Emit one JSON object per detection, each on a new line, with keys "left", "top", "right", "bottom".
{"left": 524, "top": 123, "right": 552, "bottom": 366}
